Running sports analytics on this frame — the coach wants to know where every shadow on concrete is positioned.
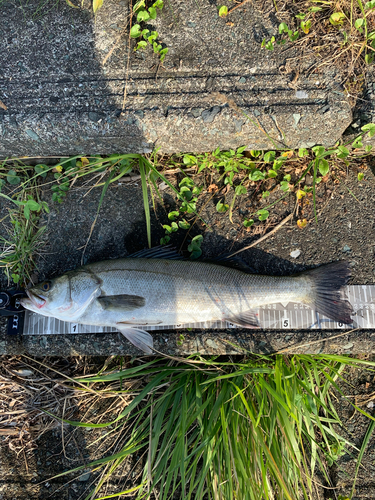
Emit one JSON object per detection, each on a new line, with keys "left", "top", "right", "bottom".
{"left": 0, "top": 0, "right": 149, "bottom": 156}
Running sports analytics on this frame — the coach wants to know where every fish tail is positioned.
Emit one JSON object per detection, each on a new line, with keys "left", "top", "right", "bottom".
{"left": 302, "top": 261, "right": 353, "bottom": 324}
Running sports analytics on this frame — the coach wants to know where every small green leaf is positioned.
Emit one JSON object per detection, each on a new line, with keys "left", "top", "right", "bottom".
{"left": 153, "top": 42, "right": 162, "bottom": 53}
{"left": 355, "top": 18, "right": 364, "bottom": 30}
{"left": 267, "top": 170, "right": 277, "bottom": 178}
{"left": 278, "top": 22, "right": 288, "bottom": 34}
{"left": 283, "top": 174, "right": 291, "bottom": 182}
{"left": 148, "top": 31, "right": 158, "bottom": 43}
{"left": 188, "top": 235, "right": 203, "bottom": 259}
{"left": 6, "top": 170, "right": 20, "bottom": 185}
{"left": 264, "top": 151, "right": 276, "bottom": 163}
{"left": 288, "top": 30, "right": 299, "bottom": 41}
{"left": 23, "top": 204, "right": 30, "bottom": 220}
{"left": 280, "top": 181, "right": 290, "bottom": 192}
{"left": 219, "top": 5, "right": 228, "bottom": 17}
{"left": 365, "top": 53, "right": 374, "bottom": 64}
{"left": 250, "top": 150, "right": 262, "bottom": 158}
{"left": 59, "top": 183, "right": 70, "bottom": 192}
{"left": 160, "top": 235, "right": 170, "bottom": 245}
{"left": 361, "top": 123, "right": 375, "bottom": 137}
{"left": 298, "top": 148, "right": 309, "bottom": 158}
{"left": 11, "top": 273, "right": 20, "bottom": 284}
{"left": 179, "top": 220, "right": 190, "bottom": 229}
{"left": 168, "top": 211, "right": 179, "bottom": 221}
{"left": 34, "top": 164, "right": 48, "bottom": 178}
{"left": 142, "top": 29, "right": 150, "bottom": 40}
{"left": 309, "top": 6, "right": 322, "bottom": 12}
{"left": 235, "top": 185, "right": 247, "bottom": 195}
{"left": 312, "top": 145, "right": 325, "bottom": 157}
{"left": 243, "top": 219, "right": 254, "bottom": 227}
{"left": 41, "top": 201, "right": 50, "bottom": 213}
{"left": 365, "top": 0, "right": 375, "bottom": 8}
{"left": 365, "top": 144, "right": 373, "bottom": 152}
{"left": 358, "top": 172, "right": 364, "bottom": 181}
{"left": 273, "top": 159, "right": 285, "bottom": 170}
{"left": 301, "top": 20, "right": 311, "bottom": 34}
{"left": 130, "top": 24, "right": 142, "bottom": 38}
{"left": 179, "top": 177, "right": 195, "bottom": 188}
{"left": 336, "top": 145, "right": 349, "bottom": 158}
{"left": 257, "top": 209, "right": 269, "bottom": 221}
{"left": 318, "top": 159, "right": 329, "bottom": 176}
{"left": 148, "top": 7, "right": 157, "bottom": 19}
{"left": 26, "top": 199, "right": 41, "bottom": 211}
{"left": 137, "top": 9, "right": 150, "bottom": 22}
{"left": 265, "top": 41, "right": 274, "bottom": 50}
{"left": 135, "top": 40, "right": 148, "bottom": 51}
{"left": 330, "top": 12, "right": 345, "bottom": 25}
{"left": 295, "top": 13, "right": 306, "bottom": 20}
{"left": 216, "top": 200, "right": 229, "bottom": 212}
{"left": 153, "top": 0, "right": 163, "bottom": 8}
{"left": 182, "top": 155, "right": 196, "bottom": 166}
{"left": 352, "top": 136, "right": 364, "bottom": 148}
{"left": 262, "top": 190, "right": 270, "bottom": 198}
{"left": 250, "top": 170, "right": 265, "bottom": 181}
{"left": 180, "top": 186, "right": 193, "bottom": 201}
{"left": 159, "top": 48, "right": 168, "bottom": 61}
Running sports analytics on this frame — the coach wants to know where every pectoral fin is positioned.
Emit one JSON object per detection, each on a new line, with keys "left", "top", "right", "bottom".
{"left": 117, "top": 325, "right": 154, "bottom": 354}
{"left": 97, "top": 294, "right": 145, "bottom": 312}
{"left": 224, "top": 310, "right": 260, "bottom": 328}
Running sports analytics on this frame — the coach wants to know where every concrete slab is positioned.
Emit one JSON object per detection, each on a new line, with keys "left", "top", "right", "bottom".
{"left": 0, "top": 0, "right": 352, "bottom": 156}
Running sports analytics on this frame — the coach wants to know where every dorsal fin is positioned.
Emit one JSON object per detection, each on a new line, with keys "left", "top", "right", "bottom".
{"left": 127, "top": 246, "right": 183, "bottom": 260}
{"left": 207, "top": 254, "right": 256, "bottom": 274}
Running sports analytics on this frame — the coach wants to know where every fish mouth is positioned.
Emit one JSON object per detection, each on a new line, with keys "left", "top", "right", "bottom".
{"left": 22, "top": 290, "right": 46, "bottom": 309}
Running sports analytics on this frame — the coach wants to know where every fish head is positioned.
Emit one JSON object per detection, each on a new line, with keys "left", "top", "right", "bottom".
{"left": 20, "top": 271, "right": 101, "bottom": 319}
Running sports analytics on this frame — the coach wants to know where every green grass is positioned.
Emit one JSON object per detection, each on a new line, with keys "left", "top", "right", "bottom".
{"left": 47, "top": 353, "right": 375, "bottom": 500}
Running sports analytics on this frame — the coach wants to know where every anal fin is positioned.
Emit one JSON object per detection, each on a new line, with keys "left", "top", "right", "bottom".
{"left": 224, "top": 310, "right": 260, "bottom": 328}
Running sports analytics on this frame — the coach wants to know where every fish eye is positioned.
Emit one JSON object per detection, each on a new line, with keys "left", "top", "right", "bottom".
{"left": 42, "top": 281, "right": 51, "bottom": 291}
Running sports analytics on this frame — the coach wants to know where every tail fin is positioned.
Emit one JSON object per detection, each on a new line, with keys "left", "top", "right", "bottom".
{"left": 302, "top": 261, "right": 353, "bottom": 324}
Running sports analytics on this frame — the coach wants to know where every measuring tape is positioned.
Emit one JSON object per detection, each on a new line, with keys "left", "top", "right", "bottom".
{"left": 21, "top": 285, "right": 375, "bottom": 335}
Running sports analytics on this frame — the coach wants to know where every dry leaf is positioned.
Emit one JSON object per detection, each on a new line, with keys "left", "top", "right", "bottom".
{"left": 281, "top": 150, "right": 294, "bottom": 159}
{"left": 0, "top": 100, "right": 7, "bottom": 111}
{"left": 296, "top": 189, "right": 306, "bottom": 200}
{"left": 208, "top": 183, "right": 218, "bottom": 193}
{"left": 65, "top": 0, "right": 79, "bottom": 7}
{"left": 80, "top": 157, "right": 90, "bottom": 168}
{"left": 93, "top": 0, "right": 103, "bottom": 13}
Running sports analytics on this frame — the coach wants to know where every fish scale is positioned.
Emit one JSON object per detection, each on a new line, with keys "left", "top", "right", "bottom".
{"left": 82, "top": 259, "right": 309, "bottom": 326}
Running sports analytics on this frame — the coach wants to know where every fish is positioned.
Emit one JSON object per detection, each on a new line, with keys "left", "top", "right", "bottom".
{"left": 20, "top": 248, "right": 353, "bottom": 354}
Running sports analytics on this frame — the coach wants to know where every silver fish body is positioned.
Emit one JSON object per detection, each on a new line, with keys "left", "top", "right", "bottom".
{"left": 20, "top": 256, "right": 352, "bottom": 354}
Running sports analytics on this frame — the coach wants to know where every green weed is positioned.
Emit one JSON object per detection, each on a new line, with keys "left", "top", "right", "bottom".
{"left": 47, "top": 353, "right": 375, "bottom": 500}
{"left": 0, "top": 203, "right": 46, "bottom": 286}
{"left": 131, "top": 0, "right": 168, "bottom": 62}
{"left": 263, "top": 0, "right": 375, "bottom": 80}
